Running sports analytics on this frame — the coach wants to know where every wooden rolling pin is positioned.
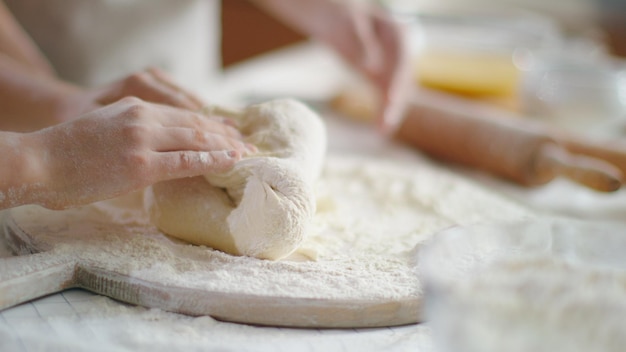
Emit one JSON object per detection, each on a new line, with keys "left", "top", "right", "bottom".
{"left": 394, "top": 90, "right": 622, "bottom": 192}
{"left": 554, "top": 134, "right": 626, "bottom": 177}
{"left": 331, "top": 88, "right": 623, "bottom": 192}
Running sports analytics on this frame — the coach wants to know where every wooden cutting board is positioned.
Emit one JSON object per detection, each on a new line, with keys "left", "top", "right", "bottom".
{"left": 0, "top": 155, "right": 532, "bottom": 328}
{"left": 0, "top": 202, "right": 419, "bottom": 329}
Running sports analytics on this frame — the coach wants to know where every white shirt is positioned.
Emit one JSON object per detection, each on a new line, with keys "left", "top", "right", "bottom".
{"left": 5, "top": 0, "right": 221, "bottom": 90}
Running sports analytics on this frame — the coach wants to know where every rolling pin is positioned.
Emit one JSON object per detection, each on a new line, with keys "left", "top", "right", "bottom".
{"left": 330, "top": 87, "right": 622, "bottom": 192}
{"left": 554, "top": 134, "right": 626, "bottom": 178}
{"left": 393, "top": 90, "right": 622, "bottom": 192}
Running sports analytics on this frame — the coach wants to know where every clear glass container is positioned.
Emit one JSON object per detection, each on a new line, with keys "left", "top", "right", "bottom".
{"left": 399, "top": 10, "right": 562, "bottom": 101}
{"left": 520, "top": 55, "right": 626, "bottom": 135}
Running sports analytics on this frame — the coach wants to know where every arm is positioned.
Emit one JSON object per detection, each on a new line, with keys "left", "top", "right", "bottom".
{"left": 0, "top": 53, "right": 84, "bottom": 131}
{"left": 0, "top": 1, "right": 85, "bottom": 131}
{"left": 0, "top": 1, "right": 208, "bottom": 131}
{"left": 0, "top": 98, "right": 254, "bottom": 210}
{"left": 251, "top": 0, "right": 410, "bottom": 132}
{"left": 0, "top": 0, "right": 54, "bottom": 76}
{"left": 0, "top": 53, "right": 209, "bottom": 132}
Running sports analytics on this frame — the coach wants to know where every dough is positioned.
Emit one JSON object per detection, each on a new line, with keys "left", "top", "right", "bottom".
{"left": 145, "top": 99, "right": 327, "bottom": 260}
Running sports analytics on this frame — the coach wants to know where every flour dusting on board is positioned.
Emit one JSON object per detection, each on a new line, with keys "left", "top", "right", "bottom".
{"left": 9, "top": 156, "right": 531, "bottom": 303}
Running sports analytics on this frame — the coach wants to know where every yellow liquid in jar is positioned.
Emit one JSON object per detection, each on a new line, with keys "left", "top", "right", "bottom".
{"left": 414, "top": 50, "right": 520, "bottom": 98}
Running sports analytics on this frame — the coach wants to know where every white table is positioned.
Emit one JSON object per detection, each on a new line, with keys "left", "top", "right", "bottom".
{"left": 1, "top": 42, "right": 624, "bottom": 352}
{"left": 0, "top": 43, "right": 436, "bottom": 352}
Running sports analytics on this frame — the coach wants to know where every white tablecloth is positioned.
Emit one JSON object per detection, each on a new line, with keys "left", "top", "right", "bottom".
{"left": 1, "top": 42, "right": 624, "bottom": 352}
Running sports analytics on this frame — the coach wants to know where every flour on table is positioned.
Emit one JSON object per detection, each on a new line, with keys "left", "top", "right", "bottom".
{"left": 420, "top": 219, "right": 626, "bottom": 352}
{"left": 145, "top": 99, "right": 326, "bottom": 260}
{"left": 429, "top": 256, "right": 626, "bottom": 352}
{"left": 0, "top": 294, "right": 433, "bottom": 352}
{"left": 4, "top": 155, "right": 531, "bottom": 325}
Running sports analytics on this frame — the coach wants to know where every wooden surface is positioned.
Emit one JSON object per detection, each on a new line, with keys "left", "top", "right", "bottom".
{"left": 0, "top": 203, "right": 420, "bottom": 329}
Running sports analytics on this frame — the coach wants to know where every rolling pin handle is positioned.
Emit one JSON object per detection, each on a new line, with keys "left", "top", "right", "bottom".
{"left": 537, "top": 144, "right": 623, "bottom": 192}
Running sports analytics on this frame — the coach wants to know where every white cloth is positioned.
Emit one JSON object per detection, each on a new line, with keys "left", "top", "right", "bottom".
{"left": 5, "top": 0, "right": 221, "bottom": 90}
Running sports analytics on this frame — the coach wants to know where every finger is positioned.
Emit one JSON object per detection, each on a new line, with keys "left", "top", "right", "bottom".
{"left": 351, "top": 11, "right": 384, "bottom": 73}
{"left": 370, "top": 12, "right": 408, "bottom": 92}
{"left": 200, "top": 106, "right": 240, "bottom": 128}
{"left": 98, "top": 71, "right": 200, "bottom": 110}
{"left": 147, "top": 67, "right": 206, "bottom": 110}
{"left": 377, "top": 94, "right": 408, "bottom": 135}
{"left": 132, "top": 75, "right": 201, "bottom": 110}
{"left": 372, "top": 16, "right": 411, "bottom": 133}
{"left": 150, "top": 105, "right": 243, "bottom": 139}
{"left": 377, "top": 54, "right": 411, "bottom": 134}
{"left": 377, "top": 78, "right": 410, "bottom": 135}
{"left": 154, "top": 150, "right": 241, "bottom": 180}
{"left": 150, "top": 127, "right": 253, "bottom": 154}
{"left": 193, "top": 115, "right": 243, "bottom": 140}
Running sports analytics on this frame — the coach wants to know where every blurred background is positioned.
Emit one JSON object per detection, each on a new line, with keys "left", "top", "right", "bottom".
{"left": 223, "top": 0, "right": 626, "bottom": 65}
{"left": 223, "top": 0, "right": 626, "bottom": 136}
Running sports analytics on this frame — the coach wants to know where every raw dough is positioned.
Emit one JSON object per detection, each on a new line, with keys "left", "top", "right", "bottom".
{"left": 2, "top": 154, "right": 531, "bottom": 327}
{"left": 144, "top": 99, "right": 327, "bottom": 260}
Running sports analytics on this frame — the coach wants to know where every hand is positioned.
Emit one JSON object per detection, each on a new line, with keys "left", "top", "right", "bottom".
{"left": 24, "top": 97, "right": 251, "bottom": 209}
{"left": 319, "top": 2, "right": 410, "bottom": 133}
{"left": 94, "top": 67, "right": 206, "bottom": 110}
{"left": 252, "top": 0, "right": 411, "bottom": 132}
{"left": 63, "top": 67, "right": 208, "bottom": 122}
{"left": 0, "top": 60, "right": 210, "bottom": 131}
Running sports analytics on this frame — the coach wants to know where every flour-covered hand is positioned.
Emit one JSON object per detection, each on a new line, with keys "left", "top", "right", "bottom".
{"left": 15, "top": 97, "right": 249, "bottom": 210}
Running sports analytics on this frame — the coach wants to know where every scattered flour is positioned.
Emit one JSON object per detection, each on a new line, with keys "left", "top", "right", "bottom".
{"left": 0, "top": 293, "right": 434, "bottom": 352}
{"left": 430, "top": 257, "right": 626, "bottom": 352}
{"left": 420, "top": 220, "right": 626, "bottom": 352}
{"left": 3, "top": 155, "right": 531, "bottom": 325}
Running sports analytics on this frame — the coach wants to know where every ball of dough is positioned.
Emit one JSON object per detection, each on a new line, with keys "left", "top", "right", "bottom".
{"left": 145, "top": 99, "right": 327, "bottom": 260}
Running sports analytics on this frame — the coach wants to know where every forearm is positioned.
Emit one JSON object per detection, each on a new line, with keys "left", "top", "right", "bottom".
{"left": 0, "top": 131, "right": 48, "bottom": 210}
{"left": 0, "top": 0, "right": 54, "bottom": 76}
{"left": 0, "top": 53, "right": 85, "bottom": 132}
